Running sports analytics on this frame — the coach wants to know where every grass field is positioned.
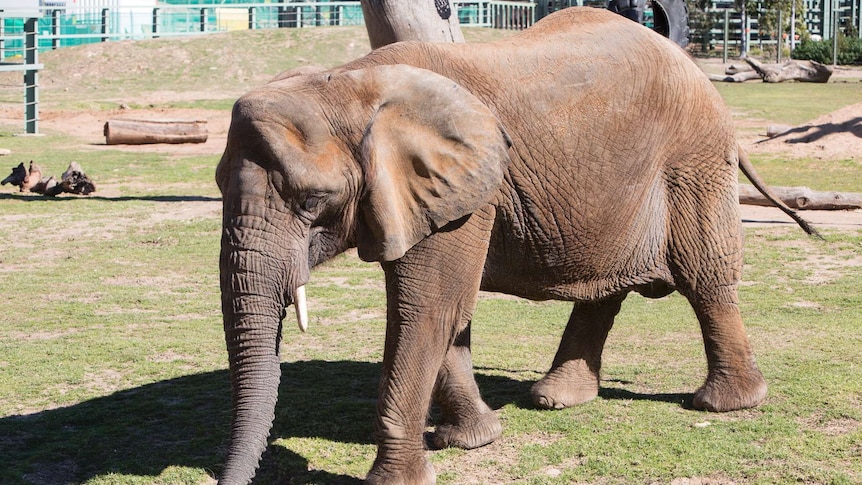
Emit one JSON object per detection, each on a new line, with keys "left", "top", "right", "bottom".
{"left": 0, "top": 26, "right": 860, "bottom": 485}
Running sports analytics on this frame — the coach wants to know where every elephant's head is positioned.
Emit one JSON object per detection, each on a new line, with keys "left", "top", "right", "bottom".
{"left": 215, "top": 64, "right": 511, "bottom": 484}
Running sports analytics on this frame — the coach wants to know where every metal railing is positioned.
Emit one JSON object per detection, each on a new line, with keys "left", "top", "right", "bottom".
{"left": 0, "top": 18, "right": 40, "bottom": 133}
{"left": 690, "top": 1, "right": 862, "bottom": 62}
{"left": 0, "top": 1, "right": 544, "bottom": 52}
{"left": 3, "top": 0, "right": 862, "bottom": 54}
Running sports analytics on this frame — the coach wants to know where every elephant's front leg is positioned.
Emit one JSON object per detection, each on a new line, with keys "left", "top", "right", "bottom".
{"left": 366, "top": 210, "right": 494, "bottom": 485}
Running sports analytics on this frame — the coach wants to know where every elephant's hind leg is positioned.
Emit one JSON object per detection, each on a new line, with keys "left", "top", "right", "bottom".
{"left": 688, "top": 298, "right": 767, "bottom": 412}
{"left": 432, "top": 324, "right": 502, "bottom": 450}
{"left": 668, "top": 173, "right": 767, "bottom": 412}
{"left": 531, "top": 294, "right": 626, "bottom": 409}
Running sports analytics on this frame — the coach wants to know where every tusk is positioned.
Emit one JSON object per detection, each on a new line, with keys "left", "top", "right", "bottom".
{"left": 293, "top": 285, "right": 308, "bottom": 333}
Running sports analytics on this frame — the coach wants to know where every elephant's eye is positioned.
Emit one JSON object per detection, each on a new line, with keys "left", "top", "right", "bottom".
{"left": 301, "top": 194, "right": 325, "bottom": 214}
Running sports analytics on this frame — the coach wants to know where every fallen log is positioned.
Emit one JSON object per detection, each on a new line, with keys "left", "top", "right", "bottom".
{"left": 56, "top": 161, "right": 96, "bottom": 196}
{"left": 708, "top": 58, "right": 833, "bottom": 83}
{"left": 1, "top": 161, "right": 42, "bottom": 192}
{"left": 707, "top": 69, "right": 763, "bottom": 83}
{"left": 745, "top": 57, "right": 832, "bottom": 83}
{"left": 739, "top": 184, "right": 862, "bottom": 210}
{"left": 104, "top": 119, "right": 208, "bottom": 145}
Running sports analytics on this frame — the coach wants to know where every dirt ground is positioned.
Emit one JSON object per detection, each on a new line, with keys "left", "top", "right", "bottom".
{"left": 2, "top": 60, "right": 862, "bottom": 231}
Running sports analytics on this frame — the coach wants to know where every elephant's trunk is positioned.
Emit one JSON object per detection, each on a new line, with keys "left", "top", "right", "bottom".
{"left": 218, "top": 245, "right": 291, "bottom": 485}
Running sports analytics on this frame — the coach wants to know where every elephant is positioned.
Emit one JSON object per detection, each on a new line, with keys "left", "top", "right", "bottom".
{"left": 215, "top": 7, "right": 816, "bottom": 485}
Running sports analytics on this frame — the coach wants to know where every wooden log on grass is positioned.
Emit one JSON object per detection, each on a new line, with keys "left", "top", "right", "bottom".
{"left": 707, "top": 58, "right": 833, "bottom": 83}
{"left": 104, "top": 119, "right": 208, "bottom": 145}
{"left": 739, "top": 184, "right": 862, "bottom": 210}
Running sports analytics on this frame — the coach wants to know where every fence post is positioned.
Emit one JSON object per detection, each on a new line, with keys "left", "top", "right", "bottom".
{"left": 152, "top": 8, "right": 160, "bottom": 38}
{"left": 777, "top": 8, "right": 782, "bottom": 62}
{"left": 51, "top": 10, "right": 60, "bottom": 50}
{"left": 248, "top": 6, "right": 256, "bottom": 30}
{"left": 790, "top": 0, "right": 796, "bottom": 52}
{"left": 723, "top": 9, "right": 730, "bottom": 63}
{"left": 832, "top": 3, "right": 838, "bottom": 65}
{"left": 24, "top": 17, "right": 38, "bottom": 134}
{"left": 329, "top": 4, "right": 338, "bottom": 26}
{"left": 101, "top": 8, "right": 110, "bottom": 42}
{"left": 200, "top": 8, "right": 207, "bottom": 32}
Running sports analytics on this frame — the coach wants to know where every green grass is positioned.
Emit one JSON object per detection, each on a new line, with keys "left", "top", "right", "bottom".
{"left": 0, "top": 26, "right": 860, "bottom": 485}
{"left": 714, "top": 82, "right": 862, "bottom": 126}
{"left": 737, "top": 156, "right": 862, "bottom": 192}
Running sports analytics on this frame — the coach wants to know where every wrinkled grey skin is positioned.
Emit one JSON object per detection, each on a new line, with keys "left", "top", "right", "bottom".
{"left": 216, "top": 8, "right": 813, "bottom": 485}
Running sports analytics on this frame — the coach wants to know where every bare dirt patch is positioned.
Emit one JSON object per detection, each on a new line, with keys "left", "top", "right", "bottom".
{"left": 749, "top": 101, "right": 862, "bottom": 161}
{"left": 798, "top": 413, "right": 862, "bottom": 437}
{"left": 431, "top": 431, "right": 567, "bottom": 484}
{"left": 0, "top": 105, "right": 231, "bottom": 158}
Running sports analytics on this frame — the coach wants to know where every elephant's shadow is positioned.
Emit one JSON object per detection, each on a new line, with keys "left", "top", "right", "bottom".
{"left": 0, "top": 360, "right": 692, "bottom": 484}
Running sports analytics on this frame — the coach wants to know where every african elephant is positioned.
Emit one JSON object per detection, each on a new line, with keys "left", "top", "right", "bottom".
{"left": 215, "top": 7, "right": 815, "bottom": 484}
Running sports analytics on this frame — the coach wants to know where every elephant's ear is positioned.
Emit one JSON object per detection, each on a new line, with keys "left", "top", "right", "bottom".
{"left": 355, "top": 65, "right": 512, "bottom": 262}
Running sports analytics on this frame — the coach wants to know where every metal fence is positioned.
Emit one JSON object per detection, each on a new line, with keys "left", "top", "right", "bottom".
{"left": 1, "top": 0, "right": 861, "bottom": 55}
{"left": 0, "top": 0, "right": 542, "bottom": 52}
{"left": 690, "top": 0, "right": 862, "bottom": 61}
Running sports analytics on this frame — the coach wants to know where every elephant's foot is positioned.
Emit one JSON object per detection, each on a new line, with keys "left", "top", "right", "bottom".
{"left": 365, "top": 455, "right": 435, "bottom": 485}
{"left": 432, "top": 409, "right": 501, "bottom": 449}
{"left": 693, "top": 367, "right": 767, "bottom": 412}
{"left": 531, "top": 359, "right": 599, "bottom": 410}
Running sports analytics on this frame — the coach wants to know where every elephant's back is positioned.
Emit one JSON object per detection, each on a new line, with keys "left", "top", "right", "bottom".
{"left": 446, "top": 9, "right": 735, "bottom": 300}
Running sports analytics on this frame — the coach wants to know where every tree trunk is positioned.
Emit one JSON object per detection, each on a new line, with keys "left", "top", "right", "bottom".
{"left": 739, "top": 184, "right": 862, "bottom": 210}
{"left": 104, "top": 119, "right": 208, "bottom": 145}
{"left": 707, "top": 58, "right": 833, "bottom": 83}
{"left": 359, "top": 0, "right": 464, "bottom": 49}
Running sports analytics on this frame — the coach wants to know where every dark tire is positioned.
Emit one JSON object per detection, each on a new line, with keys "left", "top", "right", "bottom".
{"left": 650, "top": 0, "right": 689, "bottom": 48}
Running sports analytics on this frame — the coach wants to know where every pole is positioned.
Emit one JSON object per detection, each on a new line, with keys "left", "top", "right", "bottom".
{"left": 777, "top": 8, "right": 782, "bottom": 62}
{"left": 152, "top": 8, "right": 160, "bottom": 38}
{"left": 101, "top": 8, "right": 110, "bottom": 42}
{"left": 723, "top": 9, "right": 729, "bottom": 63}
{"left": 741, "top": 0, "right": 749, "bottom": 56}
{"left": 24, "top": 18, "right": 38, "bottom": 135}
{"left": 832, "top": 0, "right": 839, "bottom": 65}
{"left": 790, "top": 0, "right": 796, "bottom": 52}
{"left": 51, "top": 10, "right": 60, "bottom": 50}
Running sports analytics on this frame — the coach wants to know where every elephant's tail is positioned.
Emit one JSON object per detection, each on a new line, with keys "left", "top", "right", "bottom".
{"left": 737, "top": 146, "right": 822, "bottom": 239}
